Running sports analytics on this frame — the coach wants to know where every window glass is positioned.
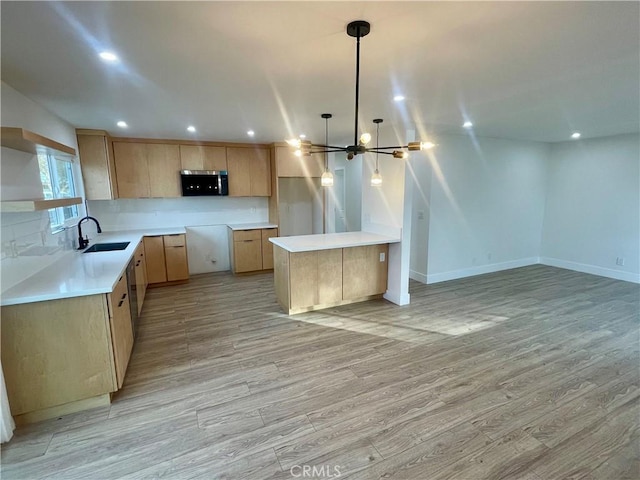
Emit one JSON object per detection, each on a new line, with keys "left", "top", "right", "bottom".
{"left": 37, "top": 154, "right": 79, "bottom": 231}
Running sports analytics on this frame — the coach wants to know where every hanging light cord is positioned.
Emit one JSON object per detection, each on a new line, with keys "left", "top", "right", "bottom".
{"left": 375, "top": 120, "right": 380, "bottom": 171}
{"left": 325, "top": 115, "right": 329, "bottom": 172}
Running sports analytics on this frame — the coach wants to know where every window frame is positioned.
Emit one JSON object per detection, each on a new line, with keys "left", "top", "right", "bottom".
{"left": 37, "top": 153, "right": 81, "bottom": 233}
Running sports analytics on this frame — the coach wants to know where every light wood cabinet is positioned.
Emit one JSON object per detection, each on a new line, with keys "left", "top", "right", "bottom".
{"left": 134, "top": 240, "right": 148, "bottom": 315}
{"left": 227, "top": 147, "right": 271, "bottom": 197}
{"left": 144, "top": 234, "right": 189, "bottom": 284}
{"left": 147, "top": 144, "right": 181, "bottom": 197}
{"left": 343, "top": 244, "right": 389, "bottom": 298}
{"left": 76, "top": 130, "right": 118, "bottom": 199}
{"left": 261, "top": 228, "right": 278, "bottom": 270}
{"left": 144, "top": 236, "right": 167, "bottom": 284}
{"left": 113, "top": 142, "right": 150, "bottom": 198}
{"left": 229, "top": 227, "right": 278, "bottom": 273}
{"left": 164, "top": 234, "right": 189, "bottom": 281}
{"left": 273, "top": 243, "right": 389, "bottom": 315}
{"left": 180, "top": 145, "right": 227, "bottom": 171}
{"left": 113, "top": 142, "right": 181, "bottom": 198}
{"left": 275, "top": 146, "right": 324, "bottom": 178}
{"left": 107, "top": 273, "right": 134, "bottom": 389}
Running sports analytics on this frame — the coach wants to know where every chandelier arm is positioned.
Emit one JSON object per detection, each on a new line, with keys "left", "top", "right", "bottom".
{"left": 368, "top": 150, "right": 396, "bottom": 156}
{"left": 311, "top": 144, "right": 349, "bottom": 150}
{"left": 311, "top": 149, "right": 348, "bottom": 154}
{"left": 367, "top": 145, "right": 408, "bottom": 150}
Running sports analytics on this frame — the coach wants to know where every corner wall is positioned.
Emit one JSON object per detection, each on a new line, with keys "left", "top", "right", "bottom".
{"left": 541, "top": 133, "right": 640, "bottom": 283}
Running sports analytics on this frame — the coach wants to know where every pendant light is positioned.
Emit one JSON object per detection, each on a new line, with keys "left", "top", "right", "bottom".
{"left": 320, "top": 114, "right": 334, "bottom": 187}
{"left": 286, "top": 20, "right": 435, "bottom": 161}
{"left": 371, "top": 118, "right": 383, "bottom": 186}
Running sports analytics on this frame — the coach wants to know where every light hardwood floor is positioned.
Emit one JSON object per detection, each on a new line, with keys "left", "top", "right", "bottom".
{"left": 1, "top": 265, "right": 638, "bottom": 479}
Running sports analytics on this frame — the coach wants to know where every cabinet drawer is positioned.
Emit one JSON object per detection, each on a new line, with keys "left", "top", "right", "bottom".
{"left": 233, "top": 229, "right": 261, "bottom": 242}
{"left": 163, "top": 234, "right": 185, "bottom": 247}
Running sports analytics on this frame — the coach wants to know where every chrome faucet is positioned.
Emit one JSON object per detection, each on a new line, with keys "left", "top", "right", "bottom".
{"left": 77, "top": 216, "right": 102, "bottom": 250}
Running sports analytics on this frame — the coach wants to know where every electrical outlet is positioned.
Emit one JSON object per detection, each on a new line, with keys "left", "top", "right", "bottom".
{"left": 251, "top": 207, "right": 256, "bottom": 214}
{"left": 364, "top": 213, "right": 371, "bottom": 223}
{"left": 616, "top": 257, "right": 625, "bottom": 266}
{"left": 487, "top": 253, "right": 492, "bottom": 261}
{"left": 379, "top": 252, "right": 386, "bottom": 262}
{"left": 417, "top": 211, "right": 425, "bottom": 220}
{"left": 472, "top": 257, "right": 477, "bottom": 265}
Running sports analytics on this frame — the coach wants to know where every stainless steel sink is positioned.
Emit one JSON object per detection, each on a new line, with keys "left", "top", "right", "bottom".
{"left": 83, "top": 242, "right": 130, "bottom": 253}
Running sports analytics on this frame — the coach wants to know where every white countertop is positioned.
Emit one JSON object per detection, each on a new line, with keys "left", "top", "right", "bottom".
{"left": 0, "top": 227, "right": 186, "bottom": 307}
{"left": 227, "top": 222, "right": 278, "bottom": 231}
{"left": 269, "top": 231, "right": 400, "bottom": 253}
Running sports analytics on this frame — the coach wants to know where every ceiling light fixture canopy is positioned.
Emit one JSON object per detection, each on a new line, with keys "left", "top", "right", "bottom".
{"left": 287, "top": 20, "right": 434, "bottom": 163}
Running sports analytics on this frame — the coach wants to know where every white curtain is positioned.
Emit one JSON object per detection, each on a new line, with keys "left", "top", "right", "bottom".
{"left": 1, "top": 364, "right": 15, "bottom": 443}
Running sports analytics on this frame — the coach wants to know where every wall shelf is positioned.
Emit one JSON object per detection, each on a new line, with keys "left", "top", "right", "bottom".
{"left": 1, "top": 127, "right": 76, "bottom": 157}
{"left": 1, "top": 197, "right": 82, "bottom": 213}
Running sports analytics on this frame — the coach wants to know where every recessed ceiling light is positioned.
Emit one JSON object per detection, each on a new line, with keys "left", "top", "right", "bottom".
{"left": 571, "top": 132, "right": 581, "bottom": 139}
{"left": 116, "top": 121, "right": 127, "bottom": 128}
{"left": 247, "top": 130, "right": 255, "bottom": 137}
{"left": 299, "top": 134, "right": 306, "bottom": 139}
{"left": 99, "top": 51, "right": 119, "bottom": 62}
{"left": 187, "top": 126, "right": 196, "bottom": 133}
{"left": 393, "top": 95, "right": 405, "bottom": 102}
{"left": 463, "top": 121, "right": 473, "bottom": 128}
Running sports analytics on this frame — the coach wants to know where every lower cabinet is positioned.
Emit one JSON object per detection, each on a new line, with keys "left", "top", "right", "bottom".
{"left": 273, "top": 243, "right": 389, "bottom": 314}
{"left": 134, "top": 240, "right": 148, "bottom": 315}
{"left": 0, "top": 275, "right": 135, "bottom": 421}
{"left": 108, "top": 273, "right": 134, "bottom": 389}
{"left": 229, "top": 227, "right": 279, "bottom": 273}
{"left": 144, "top": 234, "right": 190, "bottom": 284}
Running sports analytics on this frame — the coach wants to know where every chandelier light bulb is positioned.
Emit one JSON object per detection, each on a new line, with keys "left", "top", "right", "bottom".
{"left": 359, "top": 132, "right": 372, "bottom": 145}
{"left": 371, "top": 169, "right": 382, "bottom": 186}
{"left": 321, "top": 170, "right": 334, "bottom": 187}
{"left": 294, "top": 149, "right": 302, "bottom": 157}
{"left": 420, "top": 141, "right": 435, "bottom": 150}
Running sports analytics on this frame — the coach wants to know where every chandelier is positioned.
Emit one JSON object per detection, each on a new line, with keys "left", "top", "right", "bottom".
{"left": 287, "top": 20, "right": 435, "bottom": 186}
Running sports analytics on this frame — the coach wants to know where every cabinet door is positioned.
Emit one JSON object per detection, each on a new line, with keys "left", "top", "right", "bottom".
{"left": 180, "top": 145, "right": 204, "bottom": 170}
{"left": 107, "top": 274, "right": 133, "bottom": 389}
{"left": 144, "top": 236, "right": 167, "bottom": 284}
{"left": 77, "top": 133, "right": 117, "bottom": 200}
{"left": 134, "top": 241, "right": 147, "bottom": 315}
{"left": 147, "top": 144, "right": 181, "bottom": 197}
{"left": 289, "top": 248, "right": 342, "bottom": 309}
{"left": 233, "top": 230, "right": 262, "bottom": 273}
{"left": 203, "top": 146, "right": 227, "bottom": 171}
{"left": 342, "top": 244, "right": 388, "bottom": 299}
{"left": 226, "top": 147, "right": 252, "bottom": 196}
{"left": 250, "top": 148, "right": 271, "bottom": 196}
{"left": 276, "top": 146, "right": 324, "bottom": 178}
{"left": 165, "top": 245, "right": 189, "bottom": 281}
{"left": 113, "top": 142, "right": 150, "bottom": 198}
{"left": 261, "top": 228, "right": 278, "bottom": 270}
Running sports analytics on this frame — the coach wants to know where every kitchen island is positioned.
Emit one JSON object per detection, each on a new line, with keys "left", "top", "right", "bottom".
{"left": 270, "top": 231, "right": 400, "bottom": 315}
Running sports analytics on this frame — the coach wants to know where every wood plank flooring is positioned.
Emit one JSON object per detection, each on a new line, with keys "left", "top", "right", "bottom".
{"left": 1, "top": 265, "right": 638, "bottom": 479}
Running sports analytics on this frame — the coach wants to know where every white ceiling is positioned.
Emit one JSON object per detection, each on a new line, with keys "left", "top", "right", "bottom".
{"left": 1, "top": 1, "right": 639, "bottom": 145}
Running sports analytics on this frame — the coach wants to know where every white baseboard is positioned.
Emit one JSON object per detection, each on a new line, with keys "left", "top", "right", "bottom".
{"left": 409, "top": 270, "right": 428, "bottom": 284}
{"left": 424, "top": 257, "right": 540, "bottom": 284}
{"left": 540, "top": 257, "right": 640, "bottom": 284}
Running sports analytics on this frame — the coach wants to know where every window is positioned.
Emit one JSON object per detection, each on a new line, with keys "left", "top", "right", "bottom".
{"left": 37, "top": 154, "right": 79, "bottom": 231}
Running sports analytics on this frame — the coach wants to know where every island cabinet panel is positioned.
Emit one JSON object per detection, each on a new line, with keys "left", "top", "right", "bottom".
{"left": 180, "top": 145, "right": 227, "bottom": 171}
{"left": 144, "top": 236, "right": 167, "bottom": 284}
{"left": 113, "top": 142, "right": 150, "bottom": 198}
{"left": 289, "top": 248, "right": 343, "bottom": 310}
{"left": 343, "top": 244, "right": 389, "bottom": 299}
{"left": 0, "top": 295, "right": 117, "bottom": 417}
{"left": 147, "top": 144, "right": 181, "bottom": 197}
{"left": 107, "top": 273, "right": 134, "bottom": 389}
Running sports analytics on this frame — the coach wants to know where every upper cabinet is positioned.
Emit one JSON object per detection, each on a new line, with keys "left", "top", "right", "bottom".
{"left": 275, "top": 146, "right": 324, "bottom": 178}
{"left": 179, "top": 145, "right": 227, "bottom": 171}
{"left": 77, "top": 130, "right": 118, "bottom": 200}
{"left": 227, "top": 147, "right": 271, "bottom": 197}
{"left": 112, "top": 142, "right": 180, "bottom": 198}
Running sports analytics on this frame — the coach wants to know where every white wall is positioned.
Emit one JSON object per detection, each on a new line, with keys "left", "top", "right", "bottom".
{"left": 88, "top": 197, "right": 269, "bottom": 274}
{"left": 541, "top": 133, "right": 640, "bottom": 282}
{"left": 1, "top": 82, "right": 84, "bottom": 292}
{"left": 411, "top": 134, "right": 549, "bottom": 284}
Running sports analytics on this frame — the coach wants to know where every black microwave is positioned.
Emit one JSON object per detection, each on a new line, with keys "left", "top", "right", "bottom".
{"left": 180, "top": 170, "right": 229, "bottom": 196}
